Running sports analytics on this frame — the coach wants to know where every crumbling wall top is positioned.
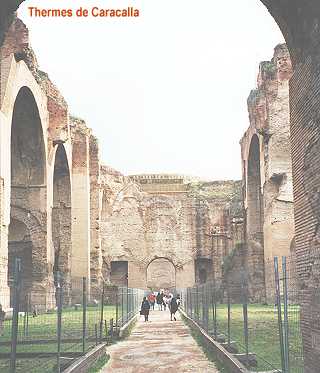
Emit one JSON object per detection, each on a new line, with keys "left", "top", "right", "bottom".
{"left": 70, "top": 115, "right": 92, "bottom": 137}
{"left": 3, "top": 18, "right": 68, "bottom": 110}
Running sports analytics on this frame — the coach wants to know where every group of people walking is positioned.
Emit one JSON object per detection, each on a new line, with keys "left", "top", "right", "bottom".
{"left": 140, "top": 290, "right": 180, "bottom": 322}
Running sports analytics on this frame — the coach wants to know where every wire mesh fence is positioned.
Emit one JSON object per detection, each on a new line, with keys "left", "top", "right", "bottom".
{"left": 0, "top": 259, "right": 143, "bottom": 373}
{"left": 179, "top": 255, "right": 303, "bottom": 373}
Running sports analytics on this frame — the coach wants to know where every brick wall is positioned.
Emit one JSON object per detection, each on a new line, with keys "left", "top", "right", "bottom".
{"left": 241, "top": 44, "right": 295, "bottom": 302}
{"left": 100, "top": 173, "right": 242, "bottom": 290}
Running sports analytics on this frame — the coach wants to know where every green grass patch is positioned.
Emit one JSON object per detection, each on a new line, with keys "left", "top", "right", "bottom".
{"left": 190, "top": 303, "right": 303, "bottom": 372}
{"left": 0, "top": 306, "right": 116, "bottom": 373}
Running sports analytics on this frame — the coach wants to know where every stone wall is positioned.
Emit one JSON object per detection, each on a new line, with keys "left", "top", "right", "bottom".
{"left": 240, "top": 44, "right": 295, "bottom": 301}
{"left": 70, "top": 117, "right": 92, "bottom": 285}
{"left": 100, "top": 173, "right": 242, "bottom": 290}
{"left": 0, "top": 18, "right": 96, "bottom": 309}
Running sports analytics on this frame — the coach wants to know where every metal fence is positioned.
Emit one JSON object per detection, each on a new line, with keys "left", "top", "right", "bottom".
{"left": 0, "top": 259, "right": 144, "bottom": 373}
{"left": 179, "top": 255, "right": 303, "bottom": 373}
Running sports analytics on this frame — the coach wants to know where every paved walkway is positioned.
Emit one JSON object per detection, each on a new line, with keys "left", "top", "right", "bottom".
{"left": 101, "top": 310, "right": 219, "bottom": 373}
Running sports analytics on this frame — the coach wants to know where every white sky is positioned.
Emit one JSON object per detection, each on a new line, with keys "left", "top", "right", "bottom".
{"left": 18, "top": 0, "right": 284, "bottom": 181}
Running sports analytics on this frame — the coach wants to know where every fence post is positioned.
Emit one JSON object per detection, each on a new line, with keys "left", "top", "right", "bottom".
{"left": 104, "top": 320, "right": 108, "bottom": 339}
{"left": 26, "top": 293, "right": 30, "bottom": 337}
{"left": 23, "top": 293, "right": 28, "bottom": 338}
{"left": 241, "top": 270, "right": 249, "bottom": 365}
{"left": 126, "top": 287, "right": 129, "bottom": 323}
{"left": 196, "top": 286, "right": 199, "bottom": 323}
{"left": 95, "top": 324, "right": 98, "bottom": 346}
{"left": 128, "top": 288, "right": 131, "bottom": 321}
{"left": 115, "top": 287, "right": 119, "bottom": 327}
{"left": 82, "top": 277, "right": 87, "bottom": 354}
{"left": 202, "top": 286, "right": 206, "bottom": 328}
{"left": 204, "top": 285, "right": 209, "bottom": 332}
{"left": 56, "top": 272, "right": 63, "bottom": 373}
{"left": 99, "top": 282, "right": 105, "bottom": 343}
{"left": 10, "top": 258, "right": 21, "bottom": 373}
{"left": 274, "top": 257, "right": 286, "bottom": 373}
{"left": 110, "top": 318, "right": 114, "bottom": 339}
{"left": 186, "top": 288, "right": 189, "bottom": 315}
{"left": 121, "top": 287, "right": 124, "bottom": 327}
{"left": 213, "top": 282, "right": 217, "bottom": 340}
{"left": 189, "top": 288, "right": 191, "bottom": 316}
{"left": 23, "top": 305, "right": 26, "bottom": 338}
{"left": 282, "top": 256, "right": 290, "bottom": 373}
{"left": 227, "top": 279, "right": 231, "bottom": 347}
{"left": 210, "top": 281, "right": 217, "bottom": 339}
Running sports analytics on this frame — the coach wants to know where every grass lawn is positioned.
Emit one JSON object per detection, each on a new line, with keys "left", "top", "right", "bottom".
{"left": 0, "top": 306, "right": 116, "bottom": 373}
{"left": 193, "top": 304, "right": 303, "bottom": 372}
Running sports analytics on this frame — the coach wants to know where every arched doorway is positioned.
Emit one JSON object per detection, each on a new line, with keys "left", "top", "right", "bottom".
{"left": 10, "top": 87, "right": 49, "bottom": 308}
{"left": 147, "top": 258, "right": 176, "bottom": 290}
{"left": 52, "top": 144, "right": 71, "bottom": 301}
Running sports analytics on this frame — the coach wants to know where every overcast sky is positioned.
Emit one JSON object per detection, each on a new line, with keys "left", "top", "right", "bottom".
{"left": 18, "top": 0, "right": 284, "bottom": 181}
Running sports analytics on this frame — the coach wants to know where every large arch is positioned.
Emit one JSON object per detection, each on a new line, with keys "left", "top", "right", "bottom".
{"left": 11, "top": 87, "right": 46, "bottom": 187}
{"left": 146, "top": 258, "right": 176, "bottom": 290}
{"left": 9, "top": 87, "right": 50, "bottom": 309}
{"left": 52, "top": 144, "right": 72, "bottom": 301}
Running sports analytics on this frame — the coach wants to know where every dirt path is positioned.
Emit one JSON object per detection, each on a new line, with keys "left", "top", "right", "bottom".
{"left": 101, "top": 310, "right": 219, "bottom": 372}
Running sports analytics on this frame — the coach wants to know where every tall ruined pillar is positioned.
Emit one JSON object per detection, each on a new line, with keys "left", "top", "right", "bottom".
{"left": 0, "top": 84, "right": 10, "bottom": 309}
{"left": 0, "top": 177, "right": 10, "bottom": 309}
{"left": 260, "top": 45, "right": 294, "bottom": 301}
{"left": 71, "top": 118, "right": 91, "bottom": 287}
{"left": 241, "top": 44, "right": 295, "bottom": 302}
{"left": 89, "top": 135, "right": 103, "bottom": 292}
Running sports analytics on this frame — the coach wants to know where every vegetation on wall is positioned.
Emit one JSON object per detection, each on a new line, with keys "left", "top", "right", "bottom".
{"left": 187, "top": 180, "right": 242, "bottom": 201}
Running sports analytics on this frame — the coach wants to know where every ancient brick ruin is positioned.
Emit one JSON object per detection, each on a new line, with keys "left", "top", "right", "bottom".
{"left": 100, "top": 173, "right": 242, "bottom": 289}
{"left": 2, "top": 1, "right": 320, "bottom": 370}
{"left": 0, "top": 18, "right": 242, "bottom": 309}
{"left": 241, "top": 44, "right": 295, "bottom": 302}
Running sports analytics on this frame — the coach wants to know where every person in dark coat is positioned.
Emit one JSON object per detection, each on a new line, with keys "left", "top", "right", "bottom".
{"left": 140, "top": 297, "right": 151, "bottom": 322}
{"left": 156, "top": 292, "right": 163, "bottom": 311}
{"left": 170, "top": 295, "right": 180, "bottom": 321}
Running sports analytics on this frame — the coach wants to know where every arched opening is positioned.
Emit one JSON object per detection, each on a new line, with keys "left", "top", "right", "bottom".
{"left": 9, "top": 87, "right": 48, "bottom": 308}
{"left": 11, "top": 87, "right": 45, "bottom": 186}
{"left": 52, "top": 145, "right": 71, "bottom": 301}
{"left": 147, "top": 258, "right": 176, "bottom": 290}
